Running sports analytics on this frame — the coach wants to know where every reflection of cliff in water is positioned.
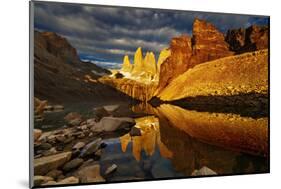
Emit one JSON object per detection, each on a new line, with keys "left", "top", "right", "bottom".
{"left": 129, "top": 102, "right": 268, "bottom": 176}
{"left": 119, "top": 116, "right": 172, "bottom": 162}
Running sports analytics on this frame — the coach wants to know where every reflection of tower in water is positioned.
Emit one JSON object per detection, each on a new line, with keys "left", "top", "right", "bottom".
{"left": 119, "top": 116, "right": 173, "bottom": 161}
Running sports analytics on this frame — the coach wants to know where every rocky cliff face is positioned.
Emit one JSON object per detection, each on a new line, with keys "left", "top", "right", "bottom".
{"left": 99, "top": 77, "right": 158, "bottom": 101}
{"left": 155, "top": 19, "right": 234, "bottom": 96}
{"left": 39, "top": 32, "right": 80, "bottom": 64}
{"left": 34, "top": 31, "right": 131, "bottom": 103}
{"left": 226, "top": 25, "right": 269, "bottom": 53}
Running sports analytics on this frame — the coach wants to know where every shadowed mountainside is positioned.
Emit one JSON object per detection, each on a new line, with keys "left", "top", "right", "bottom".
{"left": 34, "top": 31, "right": 132, "bottom": 104}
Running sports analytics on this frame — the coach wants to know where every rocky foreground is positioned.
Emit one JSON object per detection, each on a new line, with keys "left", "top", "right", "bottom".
{"left": 33, "top": 104, "right": 143, "bottom": 186}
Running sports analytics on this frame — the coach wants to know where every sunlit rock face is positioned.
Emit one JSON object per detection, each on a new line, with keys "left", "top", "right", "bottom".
{"left": 157, "top": 50, "right": 268, "bottom": 101}
{"left": 156, "top": 104, "right": 268, "bottom": 157}
{"left": 121, "top": 55, "right": 133, "bottom": 73}
{"left": 119, "top": 116, "right": 173, "bottom": 161}
{"left": 154, "top": 35, "right": 192, "bottom": 96}
{"left": 121, "top": 48, "right": 158, "bottom": 83}
{"left": 102, "top": 48, "right": 161, "bottom": 101}
{"left": 131, "top": 47, "right": 144, "bottom": 75}
{"left": 226, "top": 25, "right": 269, "bottom": 54}
{"left": 155, "top": 19, "right": 234, "bottom": 96}
{"left": 99, "top": 77, "right": 158, "bottom": 101}
{"left": 143, "top": 52, "right": 157, "bottom": 78}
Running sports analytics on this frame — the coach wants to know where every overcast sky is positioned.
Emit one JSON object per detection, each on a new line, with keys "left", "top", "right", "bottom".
{"left": 34, "top": 2, "right": 269, "bottom": 69}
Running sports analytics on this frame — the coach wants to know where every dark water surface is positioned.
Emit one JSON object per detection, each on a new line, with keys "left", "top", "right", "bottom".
{"left": 35, "top": 101, "right": 269, "bottom": 181}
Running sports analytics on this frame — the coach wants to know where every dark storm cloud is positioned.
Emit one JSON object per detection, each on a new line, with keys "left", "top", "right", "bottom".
{"left": 34, "top": 2, "right": 268, "bottom": 68}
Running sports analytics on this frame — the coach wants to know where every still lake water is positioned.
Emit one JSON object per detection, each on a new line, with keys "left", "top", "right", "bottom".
{"left": 37, "top": 101, "right": 269, "bottom": 181}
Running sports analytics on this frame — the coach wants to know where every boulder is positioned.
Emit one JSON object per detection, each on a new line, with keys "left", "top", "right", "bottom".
{"left": 75, "top": 164, "right": 105, "bottom": 183}
{"left": 93, "top": 107, "right": 110, "bottom": 121}
{"left": 39, "top": 143, "right": 52, "bottom": 151}
{"left": 104, "top": 164, "right": 118, "bottom": 175}
{"left": 91, "top": 117, "right": 135, "bottom": 132}
{"left": 64, "top": 112, "right": 82, "bottom": 126}
{"left": 103, "top": 105, "right": 120, "bottom": 112}
{"left": 129, "top": 127, "right": 142, "bottom": 136}
{"left": 46, "top": 169, "right": 63, "bottom": 180}
{"left": 191, "top": 166, "right": 217, "bottom": 176}
{"left": 41, "top": 180, "right": 57, "bottom": 186}
{"left": 62, "top": 158, "right": 84, "bottom": 172}
{"left": 34, "top": 175, "right": 54, "bottom": 186}
{"left": 34, "top": 129, "right": 42, "bottom": 141}
{"left": 80, "top": 138, "right": 102, "bottom": 158}
{"left": 34, "top": 151, "right": 72, "bottom": 175}
{"left": 72, "top": 142, "right": 86, "bottom": 150}
{"left": 56, "top": 176, "right": 79, "bottom": 185}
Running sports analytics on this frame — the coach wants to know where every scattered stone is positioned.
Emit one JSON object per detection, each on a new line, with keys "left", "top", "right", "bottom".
{"left": 53, "top": 105, "right": 64, "bottom": 111}
{"left": 129, "top": 127, "right": 142, "bottom": 136}
{"left": 38, "top": 131, "right": 53, "bottom": 142}
{"left": 191, "top": 166, "right": 217, "bottom": 176}
{"left": 56, "top": 174, "right": 65, "bottom": 182}
{"left": 41, "top": 180, "right": 57, "bottom": 186}
{"left": 34, "top": 151, "right": 72, "bottom": 175}
{"left": 93, "top": 107, "right": 110, "bottom": 121}
{"left": 76, "top": 164, "right": 105, "bottom": 183}
{"left": 80, "top": 138, "right": 102, "bottom": 158}
{"left": 42, "top": 147, "right": 57, "bottom": 156}
{"left": 64, "top": 112, "right": 82, "bottom": 126}
{"left": 55, "top": 135, "right": 66, "bottom": 143}
{"left": 91, "top": 117, "right": 135, "bottom": 132}
{"left": 63, "top": 158, "right": 84, "bottom": 172}
{"left": 46, "top": 170, "right": 63, "bottom": 180}
{"left": 39, "top": 143, "right": 52, "bottom": 150}
{"left": 56, "top": 176, "right": 79, "bottom": 185}
{"left": 86, "top": 118, "right": 96, "bottom": 126}
{"left": 34, "top": 129, "right": 42, "bottom": 141}
{"left": 88, "top": 132, "right": 93, "bottom": 137}
{"left": 94, "top": 149, "right": 102, "bottom": 158}
{"left": 71, "top": 150, "right": 80, "bottom": 159}
{"left": 104, "top": 164, "right": 118, "bottom": 175}
{"left": 63, "top": 137, "right": 74, "bottom": 144}
{"left": 77, "top": 133, "right": 85, "bottom": 139}
{"left": 72, "top": 142, "right": 85, "bottom": 150}
{"left": 100, "top": 142, "right": 107, "bottom": 149}
{"left": 34, "top": 175, "right": 54, "bottom": 186}
{"left": 103, "top": 105, "right": 120, "bottom": 112}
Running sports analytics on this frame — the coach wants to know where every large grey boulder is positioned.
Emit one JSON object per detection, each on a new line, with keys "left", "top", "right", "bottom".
{"left": 91, "top": 117, "right": 135, "bottom": 132}
{"left": 34, "top": 151, "right": 72, "bottom": 175}
{"left": 75, "top": 164, "right": 105, "bottom": 183}
{"left": 79, "top": 138, "right": 102, "bottom": 158}
{"left": 191, "top": 166, "right": 217, "bottom": 176}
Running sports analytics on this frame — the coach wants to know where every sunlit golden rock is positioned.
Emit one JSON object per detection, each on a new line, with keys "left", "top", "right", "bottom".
{"left": 99, "top": 77, "right": 157, "bottom": 101}
{"left": 119, "top": 116, "right": 173, "bottom": 161}
{"left": 157, "top": 50, "right": 268, "bottom": 101}
{"left": 131, "top": 47, "right": 144, "bottom": 75}
{"left": 121, "top": 55, "right": 133, "bottom": 72}
{"left": 157, "top": 104, "right": 268, "bottom": 156}
{"left": 143, "top": 52, "right": 157, "bottom": 78}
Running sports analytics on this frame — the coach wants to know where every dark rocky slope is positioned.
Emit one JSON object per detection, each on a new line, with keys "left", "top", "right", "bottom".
{"left": 34, "top": 31, "right": 131, "bottom": 104}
